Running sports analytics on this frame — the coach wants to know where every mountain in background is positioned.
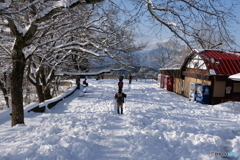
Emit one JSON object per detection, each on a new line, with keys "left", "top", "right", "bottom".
{"left": 132, "top": 49, "right": 163, "bottom": 71}
{"left": 133, "top": 47, "right": 183, "bottom": 71}
{"left": 90, "top": 47, "right": 183, "bottom": 75}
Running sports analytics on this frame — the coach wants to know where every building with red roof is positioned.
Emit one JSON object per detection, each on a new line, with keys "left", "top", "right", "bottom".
{"left": 159, "top": 49, "right": 240, "bottom": 104}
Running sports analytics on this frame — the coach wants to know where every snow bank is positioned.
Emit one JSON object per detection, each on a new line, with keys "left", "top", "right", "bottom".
{"left": 28, "top": 80, "right": 77, "bottom": 112}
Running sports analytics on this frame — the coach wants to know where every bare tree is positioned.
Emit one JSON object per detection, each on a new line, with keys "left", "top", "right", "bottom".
{"left": 151, "top": 38, "right": 188, "bottom": 68}
{"left": 0, "top": 0, "right": 141, "bottom": 126}
{"left": 25, "top": 3, "right": 138, "bottom": 102}
{"left": 0, "top": 73, "right": 10, "bottom": 108}
{"left": 0, "top": 56, "right": 11, "bottom": 108}
{"left": 120, "top": 0, "right": 239, "bottom": 50}
{"left": 190, "top": 22, "right": 226, "bottom": 49}
{"left": 0, "top": 0, "right": 104, "bottom": 127}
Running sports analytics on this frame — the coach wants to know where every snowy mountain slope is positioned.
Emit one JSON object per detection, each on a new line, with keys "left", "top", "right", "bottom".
{"left": 135, "top": 52, "right": 161, "bottom": 71}
{"left": 0, "top": 79, "right": 240, "bottom": 160}
{"left": 91, "top": 48, "right": 176, "bottom": 72}
{"left": 133, "top": 48, "right": 182, "bottom": 70}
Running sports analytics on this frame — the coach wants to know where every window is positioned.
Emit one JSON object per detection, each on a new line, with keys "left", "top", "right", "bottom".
{"left": 186, "top": 54, "right": 207, "bottom": 70}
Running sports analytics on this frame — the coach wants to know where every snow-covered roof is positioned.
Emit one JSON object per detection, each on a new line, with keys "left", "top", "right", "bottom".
{"left": 159, "top": 68, "right": 180, "bottom": 71}
{"left": 229, "top": 73, "right": 240, "bottom": 81}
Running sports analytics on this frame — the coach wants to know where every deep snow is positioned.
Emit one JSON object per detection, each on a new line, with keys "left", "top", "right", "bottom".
{"left": 0, "top": 79, "right": 240, "bottom": 160}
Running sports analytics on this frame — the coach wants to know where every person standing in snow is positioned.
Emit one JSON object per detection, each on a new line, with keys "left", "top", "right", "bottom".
{"left": 119, "top": 75, "right": 124, "bottom": 81}
{"left": 83, "top": 79, "right": 88, "bottom": 86}
{"left": 101, "top": 73, "right": 104, "bottom": 80}
{"left": 114, "top": 89, "right": 127, "bottom": 114}
{"left": 118, "top": 80, "right": 123, "bottom": 91}
{"left": 129, "top": 73, "right": 132, "bottom": 84}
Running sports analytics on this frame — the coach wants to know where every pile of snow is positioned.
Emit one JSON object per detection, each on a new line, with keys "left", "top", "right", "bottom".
{"left": 0, "top": 79, "right": 240, "bottom": 160}
{"left": 229, "top": 73, "right": 240, "bottom": 81}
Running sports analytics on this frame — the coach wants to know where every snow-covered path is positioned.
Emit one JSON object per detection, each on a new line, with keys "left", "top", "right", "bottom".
{"left": 0, "top": 79, "right": 240, "bottom": 160}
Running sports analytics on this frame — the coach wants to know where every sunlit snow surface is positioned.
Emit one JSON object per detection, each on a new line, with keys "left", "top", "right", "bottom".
{"left": 0, "top": 79, "right": 240, "bottom": 160}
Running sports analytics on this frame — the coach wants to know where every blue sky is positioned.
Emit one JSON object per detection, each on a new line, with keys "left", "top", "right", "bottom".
{"left": 116, "top": 0, "right": 240, "bottom": 50}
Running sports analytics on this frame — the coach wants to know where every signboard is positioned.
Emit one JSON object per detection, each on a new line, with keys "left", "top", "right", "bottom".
{"left": 226, "top": 86, "right": 231, "bottom": 94}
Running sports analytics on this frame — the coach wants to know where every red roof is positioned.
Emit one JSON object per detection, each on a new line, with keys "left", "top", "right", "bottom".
{"left": 197, "top": 50, "right": 240, "bottom": 75}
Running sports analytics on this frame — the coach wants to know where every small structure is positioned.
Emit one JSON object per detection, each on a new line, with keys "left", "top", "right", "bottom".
{"left": 159, "top": 49, "right": 240, "bottom": 104}
{"left": 159, "top": 69, "right": 182, "bottom": 94}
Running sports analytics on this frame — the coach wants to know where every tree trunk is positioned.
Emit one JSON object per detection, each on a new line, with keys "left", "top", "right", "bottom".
{"left": 36, "top": 84, "right": 44, "bottom": 103}
{"left": 11, "top": 47, "right": 25, "bottom": 127}
{"left": 3, "top": 89, "right": 9, "bottom": 108}
{"left": 44, "top": 86, "right": 52, "bottom": 100}
{"left": 0, "top": 81, "right": 9, "bottom": 108}
{"left": 36, "top": 72, "right": 45, "bottom": 103}
{"left": 76, "top": 76, "right": 80, "bottom": 89}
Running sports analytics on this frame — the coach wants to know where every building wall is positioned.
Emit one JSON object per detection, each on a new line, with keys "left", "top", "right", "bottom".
{"left": 233, "top": 83, "right": 240, "bottom": 92}
{"left": 182, "top": 77, "right": 240, "bottom": 104}
{"left": 183, "top": 77, "right": 211, "bottom": 97}
{"left": 173, "top": 78, "right": 184, "bottom": 95}
{"left": 211, "top": 80, "right": 240, "bottom": 104}
{"left": 212, "top": 81, "right": 225, "bottom": 97}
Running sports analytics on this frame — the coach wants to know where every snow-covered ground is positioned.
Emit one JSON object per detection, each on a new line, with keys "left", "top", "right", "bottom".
{"left": 0, "top": 79, "right": 240, "bottom": 160}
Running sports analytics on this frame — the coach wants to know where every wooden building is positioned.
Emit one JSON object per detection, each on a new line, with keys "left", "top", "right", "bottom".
{"left": 159, "top": 49, "right": 240, "bottom": 104}
{"left": 159, "top": 68, "right": 183, "bottom": 95}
